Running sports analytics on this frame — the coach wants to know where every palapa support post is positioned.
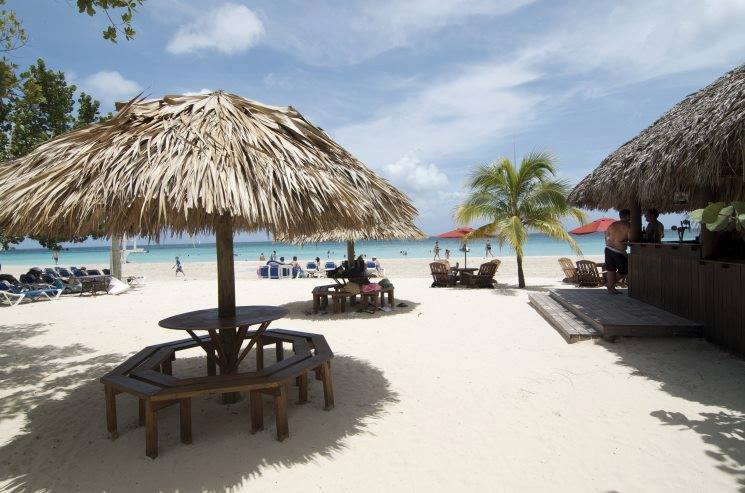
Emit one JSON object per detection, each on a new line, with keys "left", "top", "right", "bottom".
{"left": 216, "top": 214, "right": 240, "bottom": 404}
{"left": 110, "top": 235, "right": 122, "bottom": 280}
{"left": 629, "top": 204, "right": 642, "bottom": 243}
{"left": 346, "top": 240, "right": 355, "bottom": 262}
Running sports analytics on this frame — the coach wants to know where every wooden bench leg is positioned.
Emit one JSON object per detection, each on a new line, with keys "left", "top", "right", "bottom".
{"left": 207, "top": 350, "right": 216, "bottom": 376}
{"left": 256, "top": 338, "right": 264, "bottom": 371}
{"left": 274, "top": 386, "right": 289, "bottom": 441}
{"left": 312, "top": 295, "right": 319, "bottom": 314}
{"left": 297, "top": 373, "right": 308, "bottom": 404}
{"left": 314, "top": 367, "right": 322, "bottom": 381}
{"left": 161, "top": 358, "right": 173, "bottom": 375}
{"left": 320, "top": 361, "right": 335, "bottom": 410}
{"left": 145, "top": 401, "right": 158, "bottom": 459}
{"left": 138, "top": 399, "right": 146, "bottom": 426}
{"left": 275, "top": 341, "right": 284, "bottom": 362}
{"left": 332, "top": 297, "right": 339, "bottom": 314}
{"left": 104, "top": 386, "right": 118, "bottom": 440}
{"left": 389, "top": 290, "right": 394, "bottom": 308}
{"left": 249, "top": 390, "right": 264, "bottom": 433}
{"left": 180, "top": 399, "right": 192, "bottom": 444}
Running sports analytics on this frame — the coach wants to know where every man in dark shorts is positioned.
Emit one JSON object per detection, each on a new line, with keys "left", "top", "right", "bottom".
{"left": 604, "top": 209, "right": 630, "bottom": 294}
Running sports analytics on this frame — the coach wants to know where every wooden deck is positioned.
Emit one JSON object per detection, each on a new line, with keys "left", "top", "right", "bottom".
{"left": 547, "top": 289, "right": 703, "bottom": 338}
{"left": 528, "top": 293, "right": 601, "bottom": 343}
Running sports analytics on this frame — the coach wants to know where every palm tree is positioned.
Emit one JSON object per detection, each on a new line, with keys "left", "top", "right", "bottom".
{"left": 455, "top": 152, "right": 586, "bottom": 288}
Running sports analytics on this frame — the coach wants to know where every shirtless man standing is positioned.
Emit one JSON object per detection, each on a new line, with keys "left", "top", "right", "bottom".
{"left": 604, "top": 209, "right": 630, "bottom": 294}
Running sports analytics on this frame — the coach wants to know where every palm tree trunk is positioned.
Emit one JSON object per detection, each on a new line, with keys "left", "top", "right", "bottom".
{"left": 516, "top": 254, "right": 525, "bottom": 288}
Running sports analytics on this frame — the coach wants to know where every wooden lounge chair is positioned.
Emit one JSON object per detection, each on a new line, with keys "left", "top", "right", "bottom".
{"left": 461, "top": 260, "right": 500, "bottom": 288}
{"left": 575, "top": 260, "right": 603, "bottom": 287}
{"left": 558, "top": 257, "right": 577, "bottom": 283}
{"left": 430, "top": 261, "right": 457, "bottom": 287}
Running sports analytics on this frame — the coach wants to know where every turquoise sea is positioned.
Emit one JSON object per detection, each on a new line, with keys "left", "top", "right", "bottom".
{"left": 0, "top": 231, "right": 687, "bottom": 267}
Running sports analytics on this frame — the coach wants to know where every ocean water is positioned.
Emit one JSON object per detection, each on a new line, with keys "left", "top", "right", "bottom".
{"left": 0, "top": 233, "right": 634, "bottom": 267}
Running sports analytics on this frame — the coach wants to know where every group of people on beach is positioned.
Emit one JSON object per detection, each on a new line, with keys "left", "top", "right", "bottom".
{"left": 604, "top": 208, "right": 664, "bottom": 294}
{"left": 432, "top": 239, "right": 493, "bottom": 261}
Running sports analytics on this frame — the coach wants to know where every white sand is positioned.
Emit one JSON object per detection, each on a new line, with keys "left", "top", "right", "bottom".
{"left": 1, "top": 257, "right": 744, "bottom": 492}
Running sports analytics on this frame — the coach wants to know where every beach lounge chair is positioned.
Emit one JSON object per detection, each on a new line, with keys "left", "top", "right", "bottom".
{"left": 269, "top": 264, "right": 280, "bottom": 279}
{"left": 430, "top": 261, "right": 457, "bottom": 287}
{"left": 558, "top": 258, "right": 577, "bottom": 283}
{"left": 0, "top": 281, "right": 25, "bottom": 306}
{"left": 87, "top": 269, "right": 103, "bottom": 276}
{"left": 280, "top": 265, "right": 292, "bottom": 278}
{"left": 258, "top": 265, "right": 270, "bottom": 279}
{"left": 305, "top": 261, "right": 319, "bottom": 278}
{"left": 461, "top": 260, "right": 500, "bottom": 288}
{"left": 43, "top": 273, "right": 82, "bottom": 294}
{"left": 102, "top": 269, "right": 110, "bottom": 275}
{"left": 0, "top": 280, "right": 62, "bottom": 304}
{"left": 575, "top": 260, "right": 604, "bottom": 287}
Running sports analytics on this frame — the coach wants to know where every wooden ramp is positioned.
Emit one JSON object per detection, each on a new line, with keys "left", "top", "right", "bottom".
{"left": 547, "top": 289, "right": 703, "bottom": 338}
{"left": 528, "top": 293, "right": 601, "bottom": 343}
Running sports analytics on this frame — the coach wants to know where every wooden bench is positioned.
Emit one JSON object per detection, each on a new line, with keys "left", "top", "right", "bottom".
{"left": 312, "top": 284, "right": 394, "bottom": 313}
{"left": 79, "top": 276, "right": 111, "bottom": 295}
{"left": 101, "top": 330, "right": 333, "bottom": 458}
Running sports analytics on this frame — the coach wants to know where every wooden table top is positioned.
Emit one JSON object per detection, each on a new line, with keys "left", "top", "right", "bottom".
{"left": 158, "top": 305, "right": 289, "bottom": 331}
{"left": 452, "top": 267, "right": 478, "bottom": 273}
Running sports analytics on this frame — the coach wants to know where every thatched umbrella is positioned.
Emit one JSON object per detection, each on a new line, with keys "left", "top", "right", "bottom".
{"left": 0, "top": 91, "right": 419, "bottom": 350}
{"left": 277, "top": 220, "right": 426, "bottom": 264}
{"left": 569, "top": 63, "right": 745, "bottom": 212}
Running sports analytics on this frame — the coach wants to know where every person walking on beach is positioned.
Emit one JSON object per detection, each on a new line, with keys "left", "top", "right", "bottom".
{"left": 433, "top": 241, "right": 441, "bottom": 260}
{"left": 270, "top": 251, "right": 277, "bottom": 261}
{"left": 445, "top": 248, "right": 450, "bottom": 260}
{"left": 173, "top": 256, "right": 185, "bottom": 276}
{"left": 485, "top": 240, "right": 493, "bottom": 257}
{"left": 52, "top": 250, "right": 59, "bottom": 265}
{"left": 604, "top": 209, "right": 630, "bottom": 294}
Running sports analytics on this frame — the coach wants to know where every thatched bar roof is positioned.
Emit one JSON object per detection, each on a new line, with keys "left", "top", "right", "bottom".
{"left": 0, "top": 92, "right": 419, "bottom": 239}
{"left": 569, "top": 63, "right": 745, "bottom": 212}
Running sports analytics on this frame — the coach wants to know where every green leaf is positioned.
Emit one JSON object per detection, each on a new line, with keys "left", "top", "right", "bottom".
{"left": 689, "top": 208, "right": 705, "bottom": 223}
{"left": 732, "top": 202, "right": 745, "bottom": 215}
{"left": 702, "top": 202, "right": 726, "bottom": 223}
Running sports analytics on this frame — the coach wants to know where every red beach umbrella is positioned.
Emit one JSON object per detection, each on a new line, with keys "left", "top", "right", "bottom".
{"left": 569, "top": 218, "right": 616, "bottom": 235}
{"left": 435, "top": 227, "right": 483, "bottom": 268}
{"left": 436, "top": 227, "right": 475, "bottom": 239}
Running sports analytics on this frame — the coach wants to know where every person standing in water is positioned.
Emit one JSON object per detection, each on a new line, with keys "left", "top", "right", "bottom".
{"left": 485, "top": 240, "right": 493, "bottom": 257}
{"left": 52, "top": 250, "right": 60, "bottom": 265}
{"left": 433, "top": 241, "right": 441, "bottom": 260}
{"left": 604, "top": 209, "right": 630, "bottom": 294}
{"left": 173, "top": 256, "right": 185, "bottom": 276}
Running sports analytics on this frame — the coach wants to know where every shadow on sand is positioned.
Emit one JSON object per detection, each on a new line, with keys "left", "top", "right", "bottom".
{"left": 277, "top": 298, "right": 421, "bottom": 320}
{"left": 0, "top": 323, "right": 399, "bottom": 492}
{"left": 600, "top": 338, "right": 745, "bottom": 489}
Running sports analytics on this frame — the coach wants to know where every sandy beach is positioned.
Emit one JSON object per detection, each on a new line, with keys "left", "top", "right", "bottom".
{"left": 1, "top": 256, "right": 744, "bottom": 492}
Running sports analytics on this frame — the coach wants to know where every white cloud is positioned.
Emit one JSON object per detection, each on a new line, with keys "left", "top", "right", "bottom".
{"left": 81, "top": 71, "right": 141, "bottom": 105}
{"left": 183, "top": 88, "right": 212, "bottom": 96}
{"left": 383, "top": 154, "right": 449, "bottom": 192}
{"left": 264, "top": 0, "right": 536, "bottom": 66}
{"left": 166, "top": 3, "right": 264, "bottom": 55}
{"left": 521, "top": 0, "right": 745, "bottom": 83}
{"left": 334, "top": 59, "right": 543, "bottom": 166}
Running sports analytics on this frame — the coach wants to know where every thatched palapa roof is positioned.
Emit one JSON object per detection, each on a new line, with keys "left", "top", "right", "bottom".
{"left": 0, "top": 92, "right": 419, "bottom": 239}
{"left": 275, "top": 220, "right": 426, "bottom": 245}
{"left": 569, "top": 63, "right": 745, "bottom": 212}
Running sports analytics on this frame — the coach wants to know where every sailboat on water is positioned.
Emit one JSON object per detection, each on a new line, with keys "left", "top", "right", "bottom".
{"left": 121, "top": 234, "right": 148, "bottom": 263}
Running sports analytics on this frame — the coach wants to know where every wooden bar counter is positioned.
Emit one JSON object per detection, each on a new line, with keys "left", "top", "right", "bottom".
{"left": 629, "top": 242, "right": 745, "bottom": 355}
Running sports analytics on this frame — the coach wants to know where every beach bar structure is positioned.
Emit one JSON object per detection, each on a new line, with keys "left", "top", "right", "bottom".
{"left": 569, "top": 64, "right": 745, "bottom": 355}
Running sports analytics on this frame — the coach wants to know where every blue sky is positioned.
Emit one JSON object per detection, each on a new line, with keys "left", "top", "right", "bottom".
{"left": 8, "top": 0, "right": 745, "bottom": 247}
